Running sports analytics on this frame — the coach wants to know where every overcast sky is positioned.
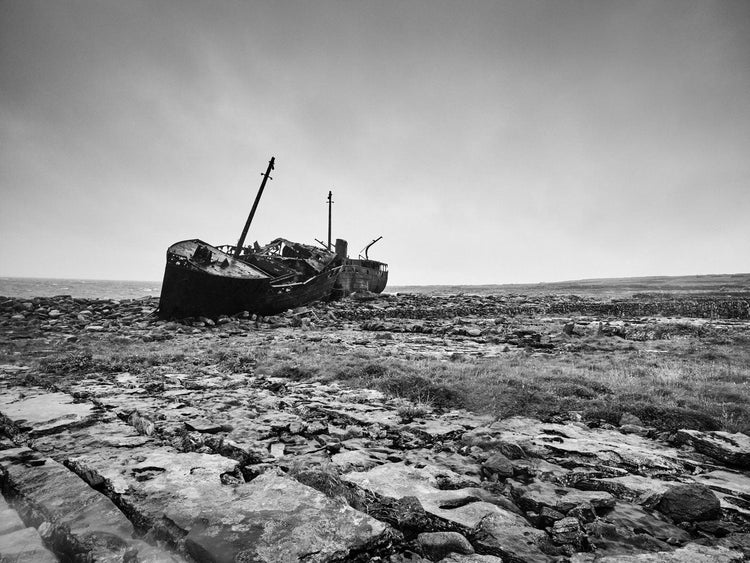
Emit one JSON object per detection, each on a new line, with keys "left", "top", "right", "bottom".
{"left": 1, "top": 0, "right": 748, "bottom": 284}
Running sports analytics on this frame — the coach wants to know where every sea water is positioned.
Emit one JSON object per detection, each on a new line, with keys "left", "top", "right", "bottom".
{"left": 0, "top": 277, "right": 503, "bottom": 300}
{"left": 0, "top": 278, "right": 162, "bottom": 300}
{"left": 0, "top": 277, "right": 438, "bottom": 300}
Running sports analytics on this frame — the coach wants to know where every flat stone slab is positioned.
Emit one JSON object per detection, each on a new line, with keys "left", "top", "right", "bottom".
{"left": 345, "top": 462, "right": 509, "bottom": 529}
{"left": 577, "top": 475, "right": 676, "bottom": 503}
{"left": 343, "top": 462, "right": 549, "bottom": 561}
{"left": 600, "top": 502, "right": 691, "bottom": 545}
{"left": 184, "top": 419, "right": 228, "bottom": 433}
{"left": 0, "top": 508, "right": 25, "bottom": 536}
{"left": 0, "top": 445, "right": 191, "bottom": 562}
{"left": 471, "top": 511, "right": 551, "bottom": 563}
{"left": 402, "top": 450, "right": 484, "bottom": 482}
{"left": 69, "top": 445, "right": 392, "bottom": 562}
{"left": 463, "top": 417, "right": 688, "bottom": 474}
{"left": 66, "top": 447, "right": 240, "bottom": 537}
{"left": 0, "top": 365, "right": 30, "bottom": 375}
{"left": 0, "top": 496, "right": 26, "bottom": 535}
{"left": 30, "top": 418, "right": 153, "bottom": 461}
{"left": 0, "top": 526, "right": 58, "bottom": 563}
{"left": 0, "top": 388, "right": 98, "bottom": 436}
{"left": 405, "top": 419, "right": 466, "bottom": 439}
{"left": 0, "top": 447, "right": 136, "bottom": 562}
{"left": 694, "top": 469, "right": 750, "bottom": 518}
{"left": 694, "top": 469, "right": 750, "bottom": 498}
{"left": 321, "top": 404, "right": 400, "bottom": 427}
{"left": 677, "top": 430, "right": 750, "bottom": 468}
{"left": 569, "top": 541, "right": 744, "bottom": 562}
{"left": 331, "top": 449, "right": 384, "bottom": 472}
{"left": 185, "top": 471, "right": 392, "bottom": 562}
{"left": 439, "top": 555, "right": 504, "bottom": 563}
{"left": 440, "top": 410, "right": 495, "bottom": 430}
{"left": 516, "top": 480, "right": 616, "bottom": 513}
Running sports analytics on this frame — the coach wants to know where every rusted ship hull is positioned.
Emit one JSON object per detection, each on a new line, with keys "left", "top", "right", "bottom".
{"left": 158, "top": 240, "right": 341, "bottom": 318}
{"left": 250, "top": 266, "right": 341, "bottom": 314}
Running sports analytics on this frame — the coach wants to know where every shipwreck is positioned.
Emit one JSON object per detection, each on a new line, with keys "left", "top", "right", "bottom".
{"left": 157, "top": 157, "right": 388, "bottom": 319}
{"left": 158, "top": 157, "right": 341, "bottom": 318}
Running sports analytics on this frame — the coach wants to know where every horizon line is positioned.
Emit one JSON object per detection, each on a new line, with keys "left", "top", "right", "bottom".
{"left": 2, "top": 272, "right": 749, "bottom": 287}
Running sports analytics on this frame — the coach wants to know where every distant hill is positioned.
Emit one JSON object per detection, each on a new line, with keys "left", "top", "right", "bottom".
{"left": 388, "top": 273, "right": 750, "bottom": 298}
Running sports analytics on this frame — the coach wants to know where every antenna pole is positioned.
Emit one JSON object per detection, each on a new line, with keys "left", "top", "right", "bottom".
{"left": 327, "top": 190, "right": 333, "bottom": 251}
{"left": 234, "top": 157, "right": 275, "bottom": 258}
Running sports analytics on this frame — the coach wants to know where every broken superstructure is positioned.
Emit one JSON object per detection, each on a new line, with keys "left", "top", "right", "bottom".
{"left": 323, "top": 191, "right": 388, "bottom": 297}
{"left": 331, "top": 237, "right": 389, "bottom": 297}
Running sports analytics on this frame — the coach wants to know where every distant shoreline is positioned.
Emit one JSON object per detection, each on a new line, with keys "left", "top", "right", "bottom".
{"left": 1, "top": 273, "right": 748, "bottom": 301}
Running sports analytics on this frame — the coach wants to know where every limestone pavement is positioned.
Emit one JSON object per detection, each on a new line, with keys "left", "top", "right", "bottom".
{"left": 0, "top": 293, "right": 749, "bottom": 561}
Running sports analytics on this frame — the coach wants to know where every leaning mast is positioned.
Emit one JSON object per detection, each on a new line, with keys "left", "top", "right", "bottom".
{"left": 234, "top": 157, "right": 275, "bottom": 258}
{"left": 327, "top": 190, "right": 333, "bottom": 251}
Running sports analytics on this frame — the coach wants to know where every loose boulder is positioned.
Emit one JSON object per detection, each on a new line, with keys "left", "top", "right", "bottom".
{"left": 481, "top": 453, "right": 514, "bottom": 480}
{"left": 550, "top": 517, "right": 589, "bottom": 551}
{"left": 417, "top": 531, "right": 474, "bottom": 561}
{"left": 656, "top": 483, "right": 721, "bottom": 523}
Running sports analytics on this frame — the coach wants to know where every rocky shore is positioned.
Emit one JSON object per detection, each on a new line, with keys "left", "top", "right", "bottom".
{"left": 0, "top": 292, "right": 749, "bottom": 562}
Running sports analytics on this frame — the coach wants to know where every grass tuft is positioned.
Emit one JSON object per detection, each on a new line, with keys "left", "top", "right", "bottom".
{"left": 251, "top": 333, "right": 750, "bottom": 434}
